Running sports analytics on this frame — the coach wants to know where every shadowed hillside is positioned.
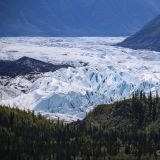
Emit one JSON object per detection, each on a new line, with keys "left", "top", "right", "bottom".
{"left": 0, "top": 0, "right": 160, "bottom": 36}
{"left": 118, "top": 15, "right": 160, "bottom": 52}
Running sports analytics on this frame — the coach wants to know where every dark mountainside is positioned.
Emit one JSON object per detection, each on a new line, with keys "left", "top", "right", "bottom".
{"left": 0, "top": 57, "right": 71, "bottom": 77}
{"left": 118, "top": 15, "right": 160, "bottom": 52}
{"left": 0, "top": 92, "right": 160, "bottom": 159}
{"left": 0, "top": 0, "right": 160, "bottom": 36}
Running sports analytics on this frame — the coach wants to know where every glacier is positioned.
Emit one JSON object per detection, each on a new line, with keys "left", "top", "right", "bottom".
{"left": 0, "top": 37, "right": 160, "bottom": 122}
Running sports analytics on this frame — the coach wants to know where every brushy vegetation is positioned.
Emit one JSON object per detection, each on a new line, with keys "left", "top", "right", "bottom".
{"left": 0, "top": 91, "right": 160, "bottom": 160}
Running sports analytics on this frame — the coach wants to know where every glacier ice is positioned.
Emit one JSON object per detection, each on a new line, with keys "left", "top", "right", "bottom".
{"left": 0, "top": 37, "right": 159, "bottom": 122}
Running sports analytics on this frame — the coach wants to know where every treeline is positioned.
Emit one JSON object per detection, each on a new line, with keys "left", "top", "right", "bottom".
{"left": 0, "top": 92, "right": 160, "bottom": 160}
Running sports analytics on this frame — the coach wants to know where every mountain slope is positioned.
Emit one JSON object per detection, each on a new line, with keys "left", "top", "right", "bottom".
{"left": 0, "top": 0, "right": 160, "bottom": 36}
{"left": 85, "top": 96, "right": 160, "bottom": 129}
{"left": 118, "top": 15, "right": 160, "bottom": 51}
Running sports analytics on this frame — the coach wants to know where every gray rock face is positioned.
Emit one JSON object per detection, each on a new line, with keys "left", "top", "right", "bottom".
{"left": 0, "top": 0, "right": 160, "bottom": 36}
{"left": 0, "top": 57, "right": 71, "bottom": 77}
{"left": 117, "top": 15, "right": 160, "bottom": 52}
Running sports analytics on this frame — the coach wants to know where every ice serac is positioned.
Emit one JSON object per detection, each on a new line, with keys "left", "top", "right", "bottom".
{"left": 1, "top": 0, "right": 160, "bottom": 36}
{"left": 118, "top": 15, "right": 160, "bottom": 52}
{"left": 1, "top": 67, "right": 159, "bottom": 121}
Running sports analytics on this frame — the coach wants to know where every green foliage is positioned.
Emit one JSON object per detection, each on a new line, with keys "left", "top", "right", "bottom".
{"left": 0, "top": 92, "right": 160, "bottom": 160}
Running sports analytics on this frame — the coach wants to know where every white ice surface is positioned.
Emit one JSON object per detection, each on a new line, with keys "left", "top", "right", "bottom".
{"left": 0, "top": 37, "right": 160, "bottom": 122}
